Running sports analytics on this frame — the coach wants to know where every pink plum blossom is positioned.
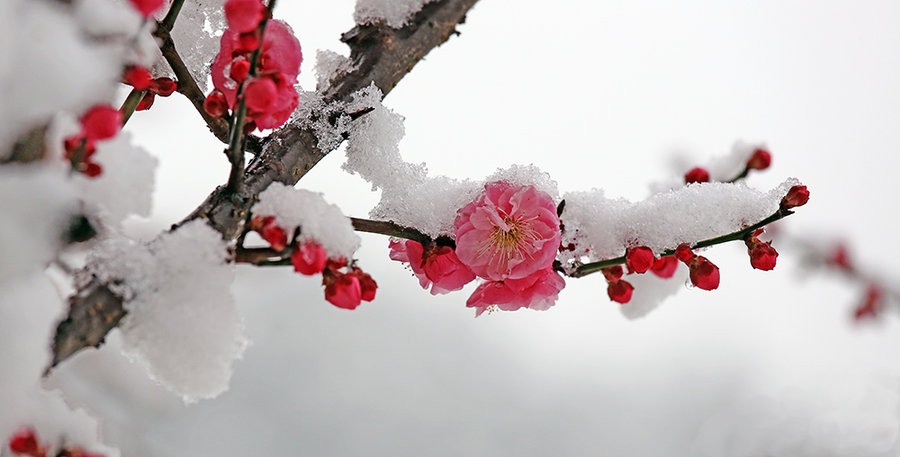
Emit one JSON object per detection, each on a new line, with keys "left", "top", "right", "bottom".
{"left": 211, "top": 20, "right": 302, "bottom": 130}
{"left": 389, "top": 239, "right": 475, "bottom": 294}
{"left": 466, "top": 267, "right": 565, "bottom": 316}
{"left": 454, "top": 181, "right": 561, "bottom": 281}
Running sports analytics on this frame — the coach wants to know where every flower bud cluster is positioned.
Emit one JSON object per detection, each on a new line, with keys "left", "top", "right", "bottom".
{"left": 675, "top": 244, "right": 720, "bottom": 291}
{"left": 122, "top": 65, "right": 178, "bottom": 111}
{"left": 250, "top": 215, "right": 376, "bottom": 309}
{"left": 206, "top": 0, "right": 302, "bottom": 132}
{"left": 62, "top": 105, "right": 123, "bottom": 177}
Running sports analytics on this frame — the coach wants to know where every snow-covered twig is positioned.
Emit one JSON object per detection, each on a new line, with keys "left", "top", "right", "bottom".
{"left": 49, "top": 0, "right": 482, "bottom": 371}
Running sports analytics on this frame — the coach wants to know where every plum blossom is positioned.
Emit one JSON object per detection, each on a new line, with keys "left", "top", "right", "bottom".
{"left": 466, "top": 268, "right": 565, "bottom": 316}
{"left": 389, "top": 239, "right": 475, "bottom": 295}
{"left": 211, "top": 19, "right": 302, "bottom": 130}
{"left": 454, "top": 181, "right": 561, "bottom": 281}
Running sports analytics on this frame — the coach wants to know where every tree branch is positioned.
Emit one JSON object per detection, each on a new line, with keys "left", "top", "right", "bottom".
{"left": 50, "top": 0, "right": 482, "bottom": 370}
{"left": 569, "top": 207, "right": 796, "bottom": 278}
{"left": 153, "top": 24, "right": 231, "bottom": 143}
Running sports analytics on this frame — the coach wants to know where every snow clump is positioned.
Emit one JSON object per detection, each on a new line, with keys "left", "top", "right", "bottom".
{"left": 85, "top": 221, "right": 247, "bottom": 402}
{"left": 253, "top": 183, "right": 361, "bottom": 259}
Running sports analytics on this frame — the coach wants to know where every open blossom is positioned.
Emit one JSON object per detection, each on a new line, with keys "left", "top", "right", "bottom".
{"left": 389, "top": 239, "right": 475, "bottom": 294}
{"left": 211, "top": 20, "right": 302, "bottom": 130}
{"left": 466, "top": 268, "right": 565, "bottom": 316}
{"left": 454, "top": 181, "right": 561, "bottom": 281}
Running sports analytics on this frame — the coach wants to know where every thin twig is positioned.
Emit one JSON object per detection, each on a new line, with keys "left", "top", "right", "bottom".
{"left": 51, "top": 0, "right": 483, "bottom": 370}
{"left": 570, "top": 207, "right": 795, "bottom": 278}
{"left": 119, "top": 89, "right": 146, "bottom": 124}
{"left": 153, "top": 26, "right": 231, "bottom": 143}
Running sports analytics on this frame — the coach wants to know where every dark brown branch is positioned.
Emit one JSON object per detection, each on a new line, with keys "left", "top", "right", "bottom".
{"left": 153, "top": 24, "right": 231, "bottom": 143}
{"left": 50, "top": 0, "right": 481, "bottom": 370}
{"left": 50, "top": 279, "right": 127, "bottom": 369}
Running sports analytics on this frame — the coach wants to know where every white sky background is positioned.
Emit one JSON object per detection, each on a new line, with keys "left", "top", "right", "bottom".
{"left": 48, "top": 0, "right": 900, "bottom": 456}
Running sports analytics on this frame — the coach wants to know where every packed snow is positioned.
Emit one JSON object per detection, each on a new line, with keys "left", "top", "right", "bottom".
{"left": 558, "top": 178, "right": 802, "bottom": 268}
{"left": 154, "top": 0, "right": 227, "bottom": 92}
{"left": 253, "top": 183, "right": 361, "bottom": 258}
{"left": 315, "top": 49, "right": 352, "bottom": 91}
{"left": 85, "top": 221, "right": 247, "bottom": 402}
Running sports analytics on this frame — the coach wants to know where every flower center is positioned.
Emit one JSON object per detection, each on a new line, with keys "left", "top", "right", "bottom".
{"left": 476, "top": 214, "right": 541, "bottom": 266}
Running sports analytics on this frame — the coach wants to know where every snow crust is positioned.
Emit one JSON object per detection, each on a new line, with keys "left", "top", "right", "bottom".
{"left": 315, "top": 50, "right": 352, "bottom": 91}
{"left": 154, "top": 0, "right": 227, "bottom": 92}
{"left": 340, "top": 86, "right": 558, "bottom": 237}
{"left": 253, "top": 183, "right": 360, "bottom": 258}
{"left": 653, "top": 141, "right": 767, "bottom": 192}
{"left": 85, "top": 221, "right": 247, "bottom": 402}
{"left": 354, "top": 0, "right": 437, "bottom": 28}
{"left": 559, "top": 178, "right": 801, "bottom": 267}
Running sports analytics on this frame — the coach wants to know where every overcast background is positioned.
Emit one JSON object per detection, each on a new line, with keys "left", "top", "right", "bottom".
{"left": 48, "top": 0, "right": 900, "bottom": 456}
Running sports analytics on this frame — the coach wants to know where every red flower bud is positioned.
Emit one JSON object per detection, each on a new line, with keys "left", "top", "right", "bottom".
{"left": 781, "top": 185, "right": 809, "bottom": 209}
{"left": 325, "top": 257, "right": 348, "bottom": 270}
{"left": 746, "top": 148, "right": 771, "bottom": 170}
{"left": 291, "top": 241, "right": 328, "bottom": 275}
{"left": 324, "top": 273, "right": 362, "bottom": 310}
{"left": 151, "top": 78, "right": 177, "bottom": 97}
{"left": 684, "top": 167, "right": 710, "bottom": 184}
{"left": 82, "top": 162, "right": 103, "bottom": 178}
{"left": 225, "top": 0, "right": 266, "bottom": 33}
{"left": 229, "top": 57, "right": 251, "bottom": 84}
{"left": 747, "top": 240, "right": 778, "bottom": 271}
{"left": 236, "top": 31, "right": 260, "bottom": 53}
{"left": 136, "top": 92, "right": 155, "bottom": 111}
{"left": 123, "top": 65, "right": 152, "bottom": 91}
{"left": 650, "top": 256, "right": 679, "bottom": 278}
{"left": 249, "top": 215, "right": 287, "bottom": 250}
{"left": 854, "top": 285, "right": 883, "bottom": 320}
{"left": 601, "top": 265, "right": 624, "bottom": 283}
{"left": 674, "top": 243, "right": 695, "bottom": 263}
{"left": 8, "top": 427, "right": 41, "bottom": 456}
{"left": 127, "top": 0, "right": 165, "bottom": 17}
{"left": 204, "top": 90, "right": 230, "bottom": 118}
{"left": 355, "top": 269, "right": 378, "bottom": 302}
{"left": 688, "top": 256, "right": 719, "bottom": 290}
{"left": 607, "top": 279, "right": 634, "bottom": 304}
{"left": 80, "top": 105, "right": 122, "bottom": 142}
{"left": 625, "top": 246, "right": 655, "bottom": 274}
{"left": 828, "top": 244, "right": 851, "bottom": 270}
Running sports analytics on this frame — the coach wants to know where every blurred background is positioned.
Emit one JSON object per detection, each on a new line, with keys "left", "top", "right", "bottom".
{"left": 48, "top": 0, "right": 900, "bottom": 455}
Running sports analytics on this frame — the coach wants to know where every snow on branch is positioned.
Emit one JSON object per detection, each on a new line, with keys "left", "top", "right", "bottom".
{"left": 51, "top": 0, "right": 482, "bottom": 371}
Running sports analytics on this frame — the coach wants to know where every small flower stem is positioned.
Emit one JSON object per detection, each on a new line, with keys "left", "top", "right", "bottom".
{"left": 119, "top": 89, "right": 146, "bottom": 124}
{"left": 727, "top": 167, "right": 750, "bottom": 183}
{"left": 225, "top": 0, "right": 278, "bottom": 194}
{"left": 349, "top": 217, "right": 439, "bottom": 246}
{"left": 234, "top": 216, "right": 453, "bottom": 266}
{"left": 571, "top": 207, "right": 795, "bottom": 278}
